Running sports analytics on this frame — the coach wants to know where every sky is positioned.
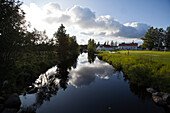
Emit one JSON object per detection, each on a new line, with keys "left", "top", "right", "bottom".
{"left": 21, "top": 0, "right": 170, "bottom": 45}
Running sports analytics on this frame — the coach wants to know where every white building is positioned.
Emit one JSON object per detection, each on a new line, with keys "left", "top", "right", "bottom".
{"left": 118, "top": 43, "right": 138, "bottom": 50}
{"left": 96, "top": 45, "right": 118, "bottom": 51}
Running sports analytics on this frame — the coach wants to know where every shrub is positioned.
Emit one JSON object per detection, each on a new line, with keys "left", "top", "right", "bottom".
{"left": 157, "top": 65, "right": 170, "bottom": 77}
{"left": 128, "top": 64, "right": 152, "bottom": 87}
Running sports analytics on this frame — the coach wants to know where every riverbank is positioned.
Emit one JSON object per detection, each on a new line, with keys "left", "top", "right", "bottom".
{"left": 97, "top": 51, "right": 170, "bottom": 93}
{"left": 0, "top": 52, "right": 58, "bottom": 98}
{"left": 0, "top": 50, "right": 80, "bottom": 112}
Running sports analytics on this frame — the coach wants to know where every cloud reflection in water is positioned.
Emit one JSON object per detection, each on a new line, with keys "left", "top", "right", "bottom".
{"left": 68, "top": 53, "right": 115, "bottom": 88}
{"left": 33, "top": 53, "right": 115, "bottom": 89}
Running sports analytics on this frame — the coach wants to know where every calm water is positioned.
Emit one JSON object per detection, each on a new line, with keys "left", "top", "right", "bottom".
{"left": 19, "top": 53, "right": 168, "bottom": 113}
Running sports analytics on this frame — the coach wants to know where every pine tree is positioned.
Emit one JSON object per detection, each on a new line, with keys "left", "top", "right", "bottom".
{"left": 53, "top": 24, "right": 69, "bottom": 56}
{"left": 111, "top": 41, "right": 114, "bottom": 46}
{"left": 115, "top": 41, "right": 117, "bottom": 46}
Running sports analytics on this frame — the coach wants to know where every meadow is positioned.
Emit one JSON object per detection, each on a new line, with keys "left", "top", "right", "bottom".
{"left": 98, "top": 51, "right": 170, "bottom": 92}
{"left": 117, "top": 51, "right": 170, "bottom": 65}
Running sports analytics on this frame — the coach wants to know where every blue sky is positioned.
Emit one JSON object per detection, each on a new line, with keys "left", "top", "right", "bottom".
{"left": 21, "top": 0, "right": 170, "bottom": 44}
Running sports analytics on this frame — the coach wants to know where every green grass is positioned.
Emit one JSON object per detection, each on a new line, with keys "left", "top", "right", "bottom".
{"left": 98, "top": 51, "right": 170, "bottom": 92}
{"left": 118, "top": 51, "right": 170, "bottom": 65}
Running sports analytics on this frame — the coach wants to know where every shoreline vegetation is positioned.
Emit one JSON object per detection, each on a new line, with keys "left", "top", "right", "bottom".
{"left": 1, "top": 0, "right": 170, "bottom": 112}
{"left": 97, "top": 51, "right": 170, "bottom": 93}
{"left": 0, "top": 52, "right": 58, "bottom": 97}
{"left": 0, "top": 23, "right": 80, "bottom": 99}
{"left": 0, "top": 23, "right": 80, "bottom": 111}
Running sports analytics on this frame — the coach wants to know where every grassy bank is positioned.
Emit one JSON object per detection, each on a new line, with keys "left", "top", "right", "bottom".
{"left": 98, "top": 51, "right": 170, "bottom": 92}
{"left": 117, "top": 51, "right": 170, "bottom": 65}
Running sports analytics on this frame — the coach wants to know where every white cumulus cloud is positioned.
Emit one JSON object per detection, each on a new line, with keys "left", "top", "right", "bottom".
{"left": 21, "top": 3, "right": 150, "bottom": 44}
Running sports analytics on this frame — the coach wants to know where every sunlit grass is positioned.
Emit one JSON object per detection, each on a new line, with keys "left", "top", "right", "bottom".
{"left": 118, "top": 51, "right": 170, "bottom": 65}
{"left": 98, "top": 51, "right": 170, "bottom": 92}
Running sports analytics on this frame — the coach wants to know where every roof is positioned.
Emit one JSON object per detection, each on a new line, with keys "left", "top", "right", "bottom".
{"left": 102, "top": 45, "right": 117, "bottom": 48}
{"left": 119, "top": 43, "right": 138, "bottom": 46}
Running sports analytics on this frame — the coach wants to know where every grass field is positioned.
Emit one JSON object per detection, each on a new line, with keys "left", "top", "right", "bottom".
{"left": 117, "top": 51, "right": 170, "bottom": 65}
{"left": 98, "top": 51, "right": 170, "bottom": 92}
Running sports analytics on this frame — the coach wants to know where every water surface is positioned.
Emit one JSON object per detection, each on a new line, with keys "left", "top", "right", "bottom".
{"left": 19, "top": 53, "right": 168, "bottom": 113}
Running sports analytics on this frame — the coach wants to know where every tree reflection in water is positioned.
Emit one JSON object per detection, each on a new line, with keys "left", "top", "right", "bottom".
{"left": 88, "top": 52, "right": 96, "bottom": 63}
{"left": 18, "top": 53, "right": 168, "bottom": 113}
{"left": 129, "top": 83, "right": 151, "bottom": 102}
{"left": 19, "top": 54, "right": 78, "bottom": 113}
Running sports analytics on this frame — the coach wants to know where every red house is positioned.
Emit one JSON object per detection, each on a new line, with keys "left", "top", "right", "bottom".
{"left": 118, "top": 43, "right": 138, "bottom": 50}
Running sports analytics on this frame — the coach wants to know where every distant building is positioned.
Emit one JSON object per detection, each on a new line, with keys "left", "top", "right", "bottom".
{"left": 96, "top": 45, "right": 118, "bottom": 51}
{"left": 118, "top": 43, "right": 138, "bottom": 50}
{"left": 137, "top": 47, "right": 142, "bottom": 50}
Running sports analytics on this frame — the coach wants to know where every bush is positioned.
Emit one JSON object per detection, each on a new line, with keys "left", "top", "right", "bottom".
{"left": 157, "top": 65, "right": 170, "bottom": 77}
{"left": 128, "top": 64, "right": 152, "bottom": 87}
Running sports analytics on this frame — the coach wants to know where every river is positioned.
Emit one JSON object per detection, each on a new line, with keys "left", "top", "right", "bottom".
{"left": 19, "top": 53, "right": 168, "bottom": 113}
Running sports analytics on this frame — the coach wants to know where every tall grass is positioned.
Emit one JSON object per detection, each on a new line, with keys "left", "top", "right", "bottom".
{"left": 98, "top": 51, "right": 170, "bottom": 92}
{"left": 118, "top": 51, "right": 170, "bottom": 65}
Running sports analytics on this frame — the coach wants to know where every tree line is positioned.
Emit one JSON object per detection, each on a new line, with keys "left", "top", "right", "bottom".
{"left": 0, "top": 0, "right": 79, "bottom": 64}
{"left": 0, "top": 0, "right": 80, "bottom": 100}
{"left": 141, "top": 26, "right": 170, "bottom": 50}
{"left": 103, "top": 41, "right": 117, "bottom": 46}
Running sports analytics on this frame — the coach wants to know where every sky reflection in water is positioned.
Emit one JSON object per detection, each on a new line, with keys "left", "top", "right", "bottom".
{"left": 19, "top": 53, "right": 167, "bottom": 113}
{"left": 68, "top": 53, "right": 116, "bottom": 88}
{"left": 34, "top": 53, "right": 116, "bottom": 89}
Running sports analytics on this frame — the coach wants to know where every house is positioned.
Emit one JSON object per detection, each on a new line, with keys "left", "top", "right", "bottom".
{"left": 96, "top": 45, "right": 118, "bottom": 51}
{"left": 118, "top": 43, "right": 138, "bottom": 50}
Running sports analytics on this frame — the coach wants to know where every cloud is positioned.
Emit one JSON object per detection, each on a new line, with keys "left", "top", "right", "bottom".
{"left": 80, "top": 32, "right": 94, "bottom": 35}
{"left": 68, "top": 5, "right": 96, "bottom": 28}
{"left": 44, "top": 14, "right": 71, "bottom": 24}
{"left": 68, "top": 54, "right": 115, "bottom": 88}
{"left": 44, "top": 4, "right": 150, "bottom": 38}
{"left": 44, "top": 2, "right": 61, "bottom": 12}
{"left": 21, "top": 2, "right": 150, "bottom": 44}
{"left": 116, "top": 22, "right": 150, "bottom": 38}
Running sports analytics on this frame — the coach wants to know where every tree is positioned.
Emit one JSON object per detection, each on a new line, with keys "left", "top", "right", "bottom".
{"left": 165, "top": 26, "right": 170, "bottom": 48}
{"left": 87, "top": 39, "right": 96, "bottom": 63}
{"left": 53, "top": 24, "right": 79, "bottom": 65}
{"left": 88, "top": 39, "right": 96, "bottom": 54}
{"left": 97, "top": 42, "right": 100, "bottom": 47}
{"left": 0, "top": 0, "right": 26, "bottom": 63}
{"left": 141, "top": 26, "right": 170, "bottom": 50}
{"left": 111, "top": 41, "right": 114, "bottom": 46}
{"left": 115, "top": 41, "right": 117, "bottom": 46}
{"left": 68, "top": 36, "right": 79, "bottom": 56}
{"left": 23, "top": 28, "right": 54, "bottom": 52}
{"left": 158, "top": 28, "right": 164, "bottom": 49}
{"left": 104, "top": 42, "right": 106, "bottom": 45}
{"left": 141, "top": 27, "right": 158, "bottom": 50}
{"left": 107, "top": 41, "right": 109, "bottom": 45}
{"left": 53, "top": 24, "right": 69, "bottom": 56}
